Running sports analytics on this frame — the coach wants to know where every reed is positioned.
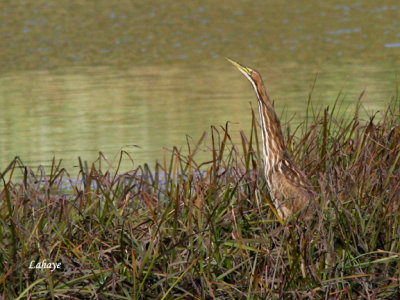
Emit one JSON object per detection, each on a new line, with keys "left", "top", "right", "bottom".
{"left": 1, "top": 92, "right": 399, "bottom": 299}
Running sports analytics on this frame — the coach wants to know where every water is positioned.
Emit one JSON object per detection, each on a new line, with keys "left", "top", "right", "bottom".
{"left": 1, "top": 1, "right": 399, "bottom": 174}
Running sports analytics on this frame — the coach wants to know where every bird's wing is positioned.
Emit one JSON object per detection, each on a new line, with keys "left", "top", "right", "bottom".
{"left": 278, "top": 158, "right": 315, "bottom": 196}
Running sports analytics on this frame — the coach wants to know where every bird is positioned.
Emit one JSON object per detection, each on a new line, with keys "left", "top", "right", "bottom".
{"left": 226, "top": 58, "right": 315, "bottom": 220}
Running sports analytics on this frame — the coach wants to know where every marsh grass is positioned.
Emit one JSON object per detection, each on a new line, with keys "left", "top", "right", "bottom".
{"left": 1, "top": 92, "right": 400, "bottom": 299}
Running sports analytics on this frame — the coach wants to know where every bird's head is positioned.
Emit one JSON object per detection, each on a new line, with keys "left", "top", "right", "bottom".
{"left": 226, "top": 57, "right": 262, "bottom": 88}
{"left": 226, "top": 57, "right": 265, "bottom": 99}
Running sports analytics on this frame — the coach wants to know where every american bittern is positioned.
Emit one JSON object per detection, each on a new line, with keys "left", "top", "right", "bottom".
{"left": 227, "top": 58, "right": 315, "bottom": 219}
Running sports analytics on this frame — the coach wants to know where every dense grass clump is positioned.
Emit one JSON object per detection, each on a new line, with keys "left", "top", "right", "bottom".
{"left": 1, "top": 94, "right": 399, "bottom": 299}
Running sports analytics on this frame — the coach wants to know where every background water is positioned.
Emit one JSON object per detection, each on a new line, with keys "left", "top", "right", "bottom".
{"left": 1, "top": 1, "right": 399, "bottom": 173}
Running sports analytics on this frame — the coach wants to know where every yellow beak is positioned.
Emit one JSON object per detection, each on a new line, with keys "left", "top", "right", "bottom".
{"left": 226, "top": 57, "right": 252, "bottom": 76}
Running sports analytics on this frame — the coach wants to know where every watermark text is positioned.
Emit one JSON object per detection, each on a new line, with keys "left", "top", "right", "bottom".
{"left": 29, "top": 260, "right": 62, "bottom": 272}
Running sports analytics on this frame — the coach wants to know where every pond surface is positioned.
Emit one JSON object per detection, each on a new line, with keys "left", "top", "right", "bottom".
{"left": 1, "top": 1, "right": 399, "bottom": 173}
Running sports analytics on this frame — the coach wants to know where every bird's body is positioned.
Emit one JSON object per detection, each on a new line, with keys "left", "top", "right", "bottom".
{"left": 227, "top": 58, "right": 315, "bottom": 219}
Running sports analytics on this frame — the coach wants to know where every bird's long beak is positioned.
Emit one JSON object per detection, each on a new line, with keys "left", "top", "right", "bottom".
{"left": 226, "top": 57, "right": 252, "bottom": 76}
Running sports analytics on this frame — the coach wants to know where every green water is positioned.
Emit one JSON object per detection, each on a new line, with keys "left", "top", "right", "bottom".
{"left": 1, "top": 1, "right": 399, "bottom": 173}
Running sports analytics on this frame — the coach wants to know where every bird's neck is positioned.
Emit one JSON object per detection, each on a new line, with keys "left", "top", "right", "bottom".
{"left": 255, "top": 86, "right": 286, "bottom": 174}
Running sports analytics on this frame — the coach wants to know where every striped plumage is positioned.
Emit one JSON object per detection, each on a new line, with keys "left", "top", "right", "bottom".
{"left": 227, "top": 58, "right": 315, "bottom": 219}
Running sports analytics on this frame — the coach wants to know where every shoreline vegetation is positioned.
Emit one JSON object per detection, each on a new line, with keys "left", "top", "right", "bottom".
{"left": 1, "top": 92, "right": 399, "bottom": 299}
